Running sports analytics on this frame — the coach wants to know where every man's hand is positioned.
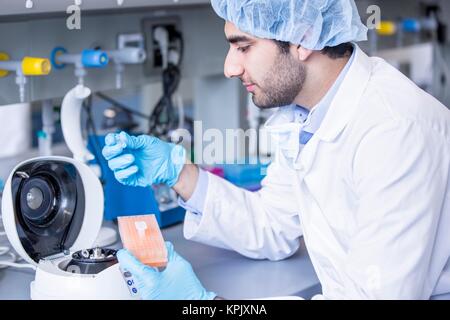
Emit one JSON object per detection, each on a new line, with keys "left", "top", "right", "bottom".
{"left": 102, "top": 132, "right": 186, "bottom": 187}
{"left": 117, "top": 242, "right": 217, "bottom": 300}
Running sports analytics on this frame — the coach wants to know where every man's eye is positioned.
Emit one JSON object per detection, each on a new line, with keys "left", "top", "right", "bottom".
{"left": 237, "top": 46, "right": 250, "bottom": 53}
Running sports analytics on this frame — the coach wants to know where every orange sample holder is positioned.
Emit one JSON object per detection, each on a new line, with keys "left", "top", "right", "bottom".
{"left": 118, "top": 214, "right": 168, "bottom": 268}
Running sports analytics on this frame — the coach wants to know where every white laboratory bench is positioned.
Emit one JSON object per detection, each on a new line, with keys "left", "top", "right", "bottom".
{"left": 0, "top": 222, "right": 321, "bottom": 300}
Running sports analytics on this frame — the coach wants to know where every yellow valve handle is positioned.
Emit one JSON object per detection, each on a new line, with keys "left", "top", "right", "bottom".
{"left": 21, "top": 57, "right": 51, "bottom": 76}
{"left": 377, "top": 21, "right": 397, "bottom": 36}
{"left": 0, "top": 52, "right": 10, "bottom": 77}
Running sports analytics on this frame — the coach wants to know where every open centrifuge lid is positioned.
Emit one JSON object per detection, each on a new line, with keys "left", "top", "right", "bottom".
{"left": 1, "top": 156, "right": 104, "bottom": 266}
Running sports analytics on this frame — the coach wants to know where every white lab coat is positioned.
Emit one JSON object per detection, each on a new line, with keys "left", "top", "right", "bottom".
{"left": 183, "top": 45, "right": 450, "bottom": 299}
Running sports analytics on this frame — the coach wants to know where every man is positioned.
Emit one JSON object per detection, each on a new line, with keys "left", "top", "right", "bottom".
{"left": 102, "top": 0, "right": 450, "bottom": 299}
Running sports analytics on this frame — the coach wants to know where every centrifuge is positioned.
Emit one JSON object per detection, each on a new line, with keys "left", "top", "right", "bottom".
{"left": 1, "top": 156, "right": 138, "bottom": 299}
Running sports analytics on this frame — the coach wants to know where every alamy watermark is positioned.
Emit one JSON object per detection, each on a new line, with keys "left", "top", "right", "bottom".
{"left": 366, "top": 5, "right": 382, "bottom": 30}
{"left": 66, "top": 4, "right": 81, "bottom": 30}
{"left": 64, "top": 4, "right": 383, "bottom": 31}
{"left": 169, "top": 120, "right": 277, "bottom": 167}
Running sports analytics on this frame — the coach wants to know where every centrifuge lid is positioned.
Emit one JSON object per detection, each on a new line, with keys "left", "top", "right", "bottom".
{"left": 1, "top": 156, "right": 104, "bottom": 266}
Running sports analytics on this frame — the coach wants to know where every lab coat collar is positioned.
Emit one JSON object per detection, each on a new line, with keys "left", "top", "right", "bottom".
{"left": 264, "top": 105, "right": 304, "bottom": 162}
{"left": 263, "top": 45, "right": 373, "bottom": 166}
{"left": 264, "top": 104, "right": 304, "bottom": 129}
{"left": 263, "top": 45, "right": 372, "bottom": 142}
{"left": 314, "top": 44, "right": 373, "bottom": 142}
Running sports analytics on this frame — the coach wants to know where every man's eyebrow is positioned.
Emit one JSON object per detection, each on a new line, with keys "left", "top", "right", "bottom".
{"left": 227, "top": 35, "right": 253, "bottom": 44}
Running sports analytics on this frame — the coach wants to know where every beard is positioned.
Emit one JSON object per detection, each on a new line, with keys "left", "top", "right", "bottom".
{"left": 251, "top": 53, "right": 307, "bottom": 109}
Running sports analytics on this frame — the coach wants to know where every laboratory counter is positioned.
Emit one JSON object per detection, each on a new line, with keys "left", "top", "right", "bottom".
{"left": 0, "top": 222, "right": 321, "bottom": 300}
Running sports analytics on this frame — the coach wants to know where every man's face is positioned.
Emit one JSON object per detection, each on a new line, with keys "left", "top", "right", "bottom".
{"left": 223, "top": 22, "right": 306, "bottom": 109}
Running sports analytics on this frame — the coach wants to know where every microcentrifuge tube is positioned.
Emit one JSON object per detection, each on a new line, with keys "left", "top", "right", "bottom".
{"left": 134, "top": 221, "right": 148, "bottom": 239}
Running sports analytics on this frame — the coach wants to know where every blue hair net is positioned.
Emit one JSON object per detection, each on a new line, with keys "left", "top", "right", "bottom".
{"left": 211, "top": 0, "right": 368, "bottom": 50}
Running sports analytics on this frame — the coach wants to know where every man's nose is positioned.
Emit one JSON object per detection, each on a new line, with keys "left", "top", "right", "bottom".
{"left": 224, "top": 51, "right": 244, "bottom": 79}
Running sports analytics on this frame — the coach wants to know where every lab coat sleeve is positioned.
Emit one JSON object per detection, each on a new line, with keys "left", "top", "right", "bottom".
{"left": 183, "top": 153, "right": 302, "bottom": 261}
{"left": 340, "top": 119, "right": 450, "bottom": 299}
{"left": 178, "top": 168, "right": 209, "bottom": 215}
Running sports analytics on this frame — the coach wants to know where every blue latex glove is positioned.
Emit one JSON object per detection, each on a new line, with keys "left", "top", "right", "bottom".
{"left": 117, "top": 242, "right": 217, "bottom": 300}
{"left": 102, "top": 131, "right": 186, "bottom": 187}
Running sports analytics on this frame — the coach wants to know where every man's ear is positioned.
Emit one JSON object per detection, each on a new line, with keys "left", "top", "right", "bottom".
{"left": 295, "top": 46, "right": 313, "bottom": 61}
